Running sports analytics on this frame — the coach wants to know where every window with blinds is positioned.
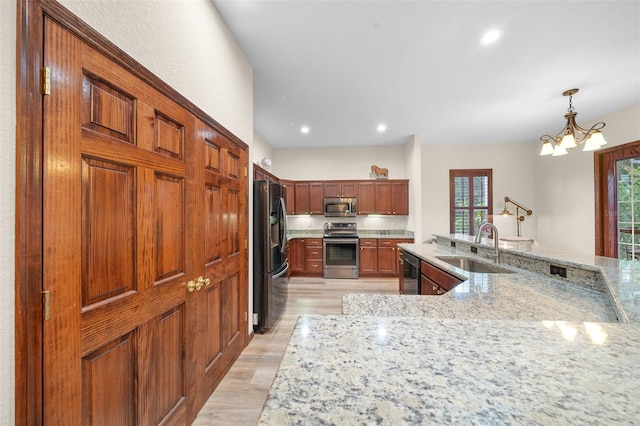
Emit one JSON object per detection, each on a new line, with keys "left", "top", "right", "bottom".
{"left": 449, "top": 169, "right": 493, "bottom": 236}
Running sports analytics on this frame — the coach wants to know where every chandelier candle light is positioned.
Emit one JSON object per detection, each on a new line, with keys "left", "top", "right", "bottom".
{"left": 539, "top": 88, "right": 607, "bottom": 156}
{"left": 502, "top": 197, "right": 533, "bottom": 237}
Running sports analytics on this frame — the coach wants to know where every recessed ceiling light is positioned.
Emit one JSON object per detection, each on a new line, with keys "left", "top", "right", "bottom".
{"left": 376, "top": 123, "right": 387, "bottom": 132}
{"left": 480, "top": 29, "right": 504, "bottom": 45}
{"left": 300, "top": 126, "right": 310, "bottom": 134}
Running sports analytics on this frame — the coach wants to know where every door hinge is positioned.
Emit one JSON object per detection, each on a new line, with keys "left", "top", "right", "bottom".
{"left": 42, "top": 291, "right": 51, "bottom": 320}
{"left": 41, "top": 66, "right": 51, "bottom": 95}
{"left": 243, "top": 166, "right": 248, "bottom": 177}
{"left": 244, "top": 238, "right": 248, "bottom": 250}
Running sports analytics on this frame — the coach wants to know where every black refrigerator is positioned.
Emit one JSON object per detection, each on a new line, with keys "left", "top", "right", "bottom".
{"left": 253, "top": 180, "right": 289, "bottom": 333}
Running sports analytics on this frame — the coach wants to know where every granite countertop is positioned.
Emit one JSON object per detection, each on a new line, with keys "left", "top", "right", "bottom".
{"left": 431, "top": 233, "right": 640, "bottom": 323}
{"left": 342, "top": 241, "right": 621, "bottom": 323}
{"left": 259, "top": 234, "right": 640, "bottom": 424}
{"left": 287, "top": 230, "right": 414, "bottom": 240}
{"left": 259, "top": 315, "right": 640, "bottom": 425}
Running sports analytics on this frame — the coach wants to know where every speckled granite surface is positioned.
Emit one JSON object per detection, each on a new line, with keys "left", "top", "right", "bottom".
{"left": 343, "top": 242, "right": 620, "bottom": 323}
{"left": 259, "top": 235, "right": 640, "bottom": 424}
{"left": 259, "top": 315, "right": 640, "bottom": 425}
{"left": 287, "top": 229, "right": 414, "bottom": 240}
{"left": 432, "top": 234, "right": 640, "bottom": 323}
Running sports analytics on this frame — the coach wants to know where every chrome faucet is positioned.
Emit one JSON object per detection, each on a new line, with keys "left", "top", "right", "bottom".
{"left": 474, "top": 223, "right": 500, "bottom": 263}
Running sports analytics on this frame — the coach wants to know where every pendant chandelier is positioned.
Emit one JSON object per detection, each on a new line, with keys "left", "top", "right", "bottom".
{"left": 539, "top": 88, "right": 607, "bottom": 156}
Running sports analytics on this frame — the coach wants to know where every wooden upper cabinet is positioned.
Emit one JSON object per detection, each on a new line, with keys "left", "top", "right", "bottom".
{"left": 285, "top": 179, "right": 408, "bottom": 216}
{"left": 392, "top": 180, "right": 409, "bottom": 215}
{"left": 357, "top": 182, "right": 374, "bottom": 215}
{"left": 280, "top": 180, "right": 295, "bottom": 215}
{"left": 308, "top": 182, "right": 323, "bottom": 214}
{"left": 323, "top": 182, "right": 340, "bottom": 198}
{"left": 324, "top": 181, "right": 358, "bottom": 198}
{"left": 293, "top": 181, "right": 323, "bottom": 215}
{"left": 374, "top": 182, "right": 393, "bottom": 214}
{"left": 294, "top": 182, "right": 310, "bottom": 215}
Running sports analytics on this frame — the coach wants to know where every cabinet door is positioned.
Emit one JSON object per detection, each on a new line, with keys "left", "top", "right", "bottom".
{"left": 421, "top": 261, "right": 462, "bottom": 291}
{"left": 340, "top": 181, "right": 358, "bottom": 198}
{"left": 392, "top": 181, "right": 409, "bottom": 215}
{"left": 421, "top": 275, "right": 444, "bottom": 295}
{"left": 377, "top": 240, "right": 398, "bottom": 275}
{"left": 281, "top": 180, "right": 295, "bottom": 215}
{"left": 374, "top": 182, "right": 393, "bottom": 215}
{"left": 294, "top": 183, "right": 310, "bottom": 214}
{"left": 308, "top": 182, "right": 324, "bottom": 214}
{"left": 357, "top": 182, "right": 374, "bottom": 214}
{"left": 358, "top": 239, "right": 378, "bottom": 275}
{"left": 323, "top": 182, "right": 340, "bottom": 198}
{"left": 289, "top": 239, "right": 305, "bottom": 273}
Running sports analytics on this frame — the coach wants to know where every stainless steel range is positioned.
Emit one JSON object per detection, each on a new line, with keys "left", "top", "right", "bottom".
{"left": 323, "top": 222, "right": 359, "bottom": 279}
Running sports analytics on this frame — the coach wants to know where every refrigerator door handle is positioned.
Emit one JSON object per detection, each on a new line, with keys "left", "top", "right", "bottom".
{"left": 279, "top": 197, "right": 288, "bottom": 255}
{"left": 272, "top": 261, "right": 289, "bottom": 279}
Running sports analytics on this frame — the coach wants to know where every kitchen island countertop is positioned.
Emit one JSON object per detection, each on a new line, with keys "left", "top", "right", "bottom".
{"left": 259, "top": 236, "right": 640, "bottom": 424}
{"left": 258, "top": 315, "right": 640, "bottom": 425}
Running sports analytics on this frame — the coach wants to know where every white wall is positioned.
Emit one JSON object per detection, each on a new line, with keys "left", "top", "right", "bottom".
{"left": 535, "top": 103, "right": 640, "bottom": 254}
{"left": 420, "top": 141, "right": 537, "bottom": 244}
{"left": 252, "top": 131, "right": 273, "bottom": 167}
{"left": 0, "top": 0, "right": 16, "bottom": 421}
{"left": 59, "top": 0, "right": 253, "bottom": 144}
{"left": 404, "top": 135, "right": 422, "bottom": 237}
{"left": 272, "top": 144, "right": 408, "bottom": 180}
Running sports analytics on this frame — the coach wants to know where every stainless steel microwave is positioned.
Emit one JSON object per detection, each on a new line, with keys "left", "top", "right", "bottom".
{"left": 323, "top": 198, "right": 357, "bottom": 217}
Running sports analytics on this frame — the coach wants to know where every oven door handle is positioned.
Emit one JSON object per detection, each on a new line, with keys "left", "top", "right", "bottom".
{"left": 323, "top": 238, "right": 359, "bottom": 244}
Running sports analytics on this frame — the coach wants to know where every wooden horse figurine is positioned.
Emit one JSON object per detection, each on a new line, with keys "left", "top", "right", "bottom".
{"left": 371, "top": 165, "right": 388, "bottom": 178}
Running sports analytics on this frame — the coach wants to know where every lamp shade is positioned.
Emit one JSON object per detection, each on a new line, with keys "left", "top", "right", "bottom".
{"left": 552, "top": 145, "right": 568, "bottom": 156}
{"left": 589, "top": 130, "right": 607, "bottom": 146}
{"left": 560, "top": 132, "right": 577, "bottom": 149}
{"left": 583, "top": 135, "right": 602, "bottom": 151}
{"left": 540, "top": 141, "right": 555, "bottom": 156}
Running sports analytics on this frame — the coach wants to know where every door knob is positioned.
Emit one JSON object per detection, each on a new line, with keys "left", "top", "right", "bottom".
{"left": 196, "top": 276, "right": 211, "bottom": 290}
{"left": 186, "top": 280, "right": 197, "bottom": 292}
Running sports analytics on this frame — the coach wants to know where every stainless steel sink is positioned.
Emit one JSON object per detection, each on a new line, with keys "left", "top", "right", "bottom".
{"left": 435, "top": 256, "right": 514, "bottom": 274}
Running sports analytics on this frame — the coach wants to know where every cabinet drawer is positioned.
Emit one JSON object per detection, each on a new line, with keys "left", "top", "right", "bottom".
{"left": 420, "top": 275, "right": 445, "bottom": 295}
{"left": 359, "top": 238, "right": 377, "bottom": 247}
{"left": 305, "top": 247, "right": 323, "bottom": 260}
{"left": 306, "top": 238, "right": 323, "bottom": 247}
{"left": 421, "top": 261, "right": 463, "bottom": 291}
{"left": 378, "top": 239, "right": 397, "bottom": 247}
{"left": 306, "top": 260, "right": 322, "bottom": 272}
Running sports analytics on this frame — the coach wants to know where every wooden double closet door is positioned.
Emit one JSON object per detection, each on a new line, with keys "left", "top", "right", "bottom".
{"left": 40, "top": 17, "right": 248, "bottom": 424}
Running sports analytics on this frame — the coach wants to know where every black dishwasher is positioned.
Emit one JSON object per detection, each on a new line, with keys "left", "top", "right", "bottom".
{"left": 400, "top": 250, "right": 420, "bottom": 295}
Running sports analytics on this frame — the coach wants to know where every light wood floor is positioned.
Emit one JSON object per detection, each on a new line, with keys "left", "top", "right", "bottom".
{"left": 192, "top": 276, "right": 399, "bottom": 425}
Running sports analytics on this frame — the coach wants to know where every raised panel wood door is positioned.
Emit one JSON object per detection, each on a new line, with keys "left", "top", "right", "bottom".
{"left": 191, "top": 121, "right": 248, "bottom": 411}
{"left": 43, "top": 18, "right": 198, "bottom": 424}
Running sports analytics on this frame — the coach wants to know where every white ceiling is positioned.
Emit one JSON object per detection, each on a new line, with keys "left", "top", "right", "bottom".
{"left": 212, "top": 0, "right": 640, "bottom": 149}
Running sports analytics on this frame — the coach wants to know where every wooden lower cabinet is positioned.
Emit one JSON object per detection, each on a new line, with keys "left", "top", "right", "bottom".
{"left": 359, "top": 239, "right": 378, "bottom": 275}
{"left": 289, "top": 238, "right": 323, "bottom": 276}
{"left": 359, "top": 238, "right": 413, "bottom": 276}
{"left": 420, "top": 260, "right": 463, "bottom": 295}
{"left": 288, "top": 238, "right": 305, "bottom": 274}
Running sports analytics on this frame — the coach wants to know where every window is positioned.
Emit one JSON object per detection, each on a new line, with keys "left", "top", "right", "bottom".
{"left": 449, "top": 169, "right": 493, "bottom": 235}
{"left": 595, "top": 140, "right": 640, "bottom": 259}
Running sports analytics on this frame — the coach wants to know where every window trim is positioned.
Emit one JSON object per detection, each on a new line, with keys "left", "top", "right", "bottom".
{"left": 594, "top": 139, "right": 640, "bottom": 258}
{"left": 449, "top": 169, "right": 493, "bottom": 236}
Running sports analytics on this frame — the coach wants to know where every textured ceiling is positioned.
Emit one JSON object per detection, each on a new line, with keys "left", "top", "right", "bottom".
{"left": 213, "top": 0, "right": 640, "bottom": 148}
